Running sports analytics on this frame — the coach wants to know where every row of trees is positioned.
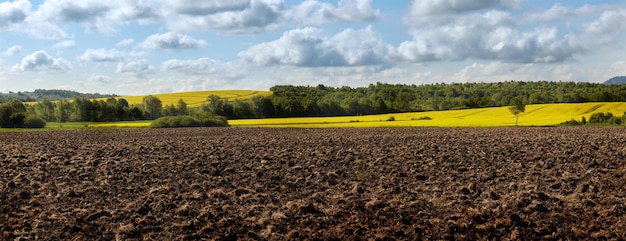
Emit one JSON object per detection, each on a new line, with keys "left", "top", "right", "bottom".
{"left": 1, "top": 95, "right": 207, "bottom": 128}
{"left": 24, "top": 95, "right": 185, "bottom": 123}
{"left": 562, "top": 112, "right": 626, "bottom": 126}
{"left": 0, "top": 99, "right": 46, "bottom": 128}
{"left": 202, "top": 81, "right": 626, "bottom": 119}
{"left": 1, "top": 93, "right": 221, "bottom": 128}
{"left": 4, "top": 80, "right": 626, "bottom": 128}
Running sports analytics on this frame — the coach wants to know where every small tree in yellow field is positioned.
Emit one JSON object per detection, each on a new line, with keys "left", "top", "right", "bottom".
{"left": 509, "top": 98, "right": 526, "bottom": 126}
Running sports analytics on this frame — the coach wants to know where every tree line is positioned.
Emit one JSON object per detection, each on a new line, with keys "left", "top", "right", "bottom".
{"left": 562, "top": 112, "right": 626, "bottom": 126}
{"left": 0, "top": 99, "right": 46, "bottom": 128}
{"left": 0, "top": 89, "right": 115, "bottom": 102}
{"left": 204, "top": 81, "right": 626, "bottom": 119}
{"left": 29, "top": 95, "right": 196, "bottom": 122}
{"left": 0, "top": 95, "right": 178, "bottom": 128}
{"left": 3, "top": 81, "right": 626, "bottom": 128}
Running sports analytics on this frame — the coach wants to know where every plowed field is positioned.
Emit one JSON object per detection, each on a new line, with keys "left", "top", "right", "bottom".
{"left": 2, "top": 128, "right": 626, "bottom": 240}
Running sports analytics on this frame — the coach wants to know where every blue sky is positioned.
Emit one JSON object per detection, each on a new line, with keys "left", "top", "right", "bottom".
{"left": 1, "top": 0, "right": 625, "bottom": 95}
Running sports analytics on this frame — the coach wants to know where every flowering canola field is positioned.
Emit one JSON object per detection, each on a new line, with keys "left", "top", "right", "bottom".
{"left": 229, "top": 102, "right": 626, "bottom": 127}
{"left": 109, "top": 90, "right": 272, "bottom": 107}
{"left": 87, "top": 102, "right": 626, "bottom": 128}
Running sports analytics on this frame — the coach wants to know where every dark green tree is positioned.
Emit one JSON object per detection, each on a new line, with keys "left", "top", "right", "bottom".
{"left": 142, "top": 95, "right": 162, "bottom": 120}
{"left": 54, "top": 100, "right": 72, "bottom": 122}
{"left": 509, "top": 98, "right": 526, "bottom": 126}
{"left": 0, "top": 99, "right": 27, "bottom": 128}
{"left": 250, "top": 95, "right": 273, "bottom": 118}
{"left": 232, "top": 100, "right": 252, "bottom": 118}
{"left": 33, "top": 99, "right": 55, "bottom": 121}
{"left": 24, "top": 115, "right": 46, "bottom": 128}
{"left": 206, "top": 95, "right": 225, "bottom": 116}
{"left": 176, "top": 99, "right": 188, "bottom": 116}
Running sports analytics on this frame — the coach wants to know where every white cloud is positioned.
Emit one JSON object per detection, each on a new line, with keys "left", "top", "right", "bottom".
{"left": 3, "top": 45, "right": 23, "bottom": 56}
{"left": 239, "top": 64, "right": 419, "bottom": 89}
{"left": 138, "top": 32, "right": 207, "bottom": 50}
{"left": 451, "top": 61, "right": 591, "bottom": 83}
{"left": 323, "top": 26, "right": 395, "bottom": 65}
{"left": 116, "top": 59, "right": 154, "bottom": 74}
{"left": 163, "top": 0, "right": 250, "bottom": 16}
{"left": 116, "top": 38, "right": 135, "bottom": 48}
{"left": 578, "top": 9, "right": 626, "bottom": 46}
{"left": 106, "top": 1, "right": 159, "bottom": 22}
{"left": 79, "top": 48, "right": 125, "bottom": 62}
{"left": 240, "top": 26, "right": 394, "bottom": 66}
{"left": 398, "top": 1, "right": 626, "bottom": 65}
{"left": 86, "top": 74, "right": 113, "bottom": 84}
{"left": 400, "top": 2, "right": 591, "bottom": 64}
{"left": 33, "top": 0, "right": 158, "bottom": 22}
{"left": 0, "top": 1, "right": 70, "bottom": 40}
{"left": 405, "top": 0, "right": 521, "bottom": 17}
{"left": 11, "top": 50, "right": 72, "bottom": 72}
{"left": 240, "top": 27, "right": 325, "bottom": 66}
{"left": 162, "top": 57, "right": 219, "bottom": 75}
{"left": 0, "top": 0, "right": 30, "bottom": 28}
{"left": 166, "top": 0, "right": 283, "bottom": 34}
{"left": 165, "top": 0, "right": 379, "bottom": 34}
{"left": 161, "top": 58, "right": 246, "bottom": 83}
{"left": 523, "top": 3, "right": 612, "bottom": 23}
{"left": 31, "top": 0, "right": 159, "bottom": 35}
{"left": 34, "top": 0, "right": 111, "bottom": 23}
{"left": 53, "top": 40, "right": 76, "bottom": 49}
{"left": 9, "top": 0, "right": 379, "bottom": 37}
{"left": 287, "top": 0, "right": 380, "bottom": 25}
{"left": 22, "top": 21, "right": 68, "bottom": 40}
{"left": 608, "top": 61, "right": 626, "bottom": 75}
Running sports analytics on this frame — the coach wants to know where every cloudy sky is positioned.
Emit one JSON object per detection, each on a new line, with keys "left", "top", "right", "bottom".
{"left": 1, "top": 0, "right": 625, "bottom": 95}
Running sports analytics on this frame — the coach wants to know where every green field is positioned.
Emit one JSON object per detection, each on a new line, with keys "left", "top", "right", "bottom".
{"left": 49, "top": 121, "right": 153, "bottom": 129}
{"left": 79, "top": 102, "right": 626, "bottom": 128}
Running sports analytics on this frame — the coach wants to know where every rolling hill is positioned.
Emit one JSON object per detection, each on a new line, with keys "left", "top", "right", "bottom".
{"left": 106, "top": 90, "right": 272, "bottom": 107}
{"left": 1, "top": 89, "right": 116, "bottom": 102}
{"left": 604, "top": 76, "right": 626, "bottom": 85}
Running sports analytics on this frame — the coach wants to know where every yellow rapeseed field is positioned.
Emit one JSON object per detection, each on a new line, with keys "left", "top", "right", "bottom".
{"left": 84, "top": 102, "right": 626, "bottom": 128}
{"left": 229, "top": 102, "right": 626, "bottom": 128}
{"left": 107, "top": 90, "right": 272, "bottom": 107}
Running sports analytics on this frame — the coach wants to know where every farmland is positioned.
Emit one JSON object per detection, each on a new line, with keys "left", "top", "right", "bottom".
{"left": 99, "top": 90, "right": 272, "bottom": 108}
{"left": 83, "top": 102, "right": 626, "bottom": 128}
{"left": 231, "top": 102, "right": 626, "bottom": 127}
{"left": 1, "top": 127, "right": 625, "bottom": 240}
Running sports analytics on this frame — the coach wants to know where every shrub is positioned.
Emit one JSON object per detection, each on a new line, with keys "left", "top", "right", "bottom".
{"left": 177, "top": 116, "right": 202, "bottom": 127}
{"left": 588, "top": 112, "right": 623, "bottom": 125}
{"left": 386, "top": 116, "right": 395, "bottom": 121}
{"left": 560, "top": 119, "right": 582, "bottom": 126}
{"left": 195, "top": 113, "right": 229, "bottom": 127}
{"left": 151, "top": 116, "right": 198, "bottom": 128}
{"left": 24, "top": 115, "right": 46, "bottom": 128}
{"left": 150, "top": 116, "right": 174, "bottom": 128}
{"left": 7, "top": 113, "right": 26, "bottom": 128}
{"left": 150, "top": 115, "right": 228, "bottom": 128}
{"left": 201, "top": 115, "right": 229, "bottom": 127}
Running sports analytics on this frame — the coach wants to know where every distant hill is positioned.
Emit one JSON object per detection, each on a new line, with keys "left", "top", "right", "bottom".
{"left": 0, "top": 89, "right": 117, "bottom": 102}
{"left": 105, "top": 90, "right": 273, "bottom": 108}
{"left": 604, "top": 76, "right": 626, "bottom": 85}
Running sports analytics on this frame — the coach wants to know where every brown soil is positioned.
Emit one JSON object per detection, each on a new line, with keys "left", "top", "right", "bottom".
{"left": 1, "top": 127, "right": 626, "bottom": 240}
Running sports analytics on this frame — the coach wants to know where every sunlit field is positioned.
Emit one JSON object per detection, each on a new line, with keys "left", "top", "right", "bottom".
{"left": 230, "top": 102, "right": 626, "bottom": 128}
{"left": 37, "top": 102, "right": 626, "bottom": 129}
{"left": 105, "top": 90, "right": 272, "bottom": 107}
